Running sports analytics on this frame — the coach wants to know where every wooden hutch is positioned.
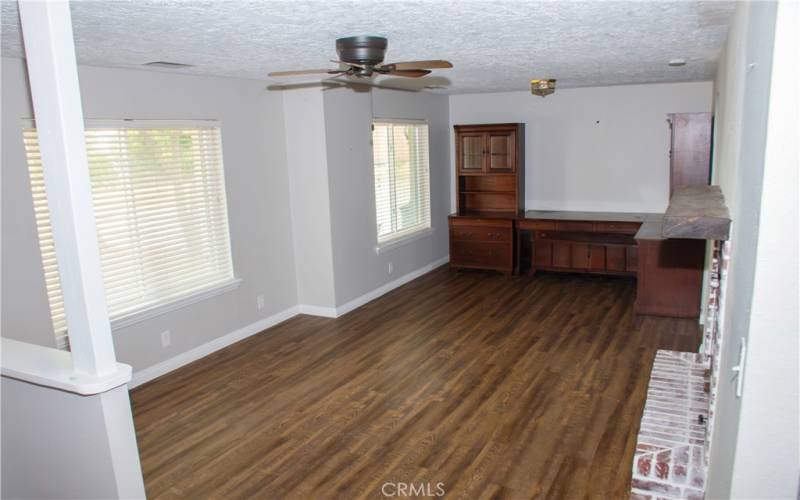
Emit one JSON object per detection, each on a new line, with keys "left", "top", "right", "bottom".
{"left": 448, "top": 123, "right": 524, "bottom": 274}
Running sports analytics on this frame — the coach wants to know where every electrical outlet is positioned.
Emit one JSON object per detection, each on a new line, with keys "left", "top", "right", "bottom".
{"left": 257, "top": 294, "right": 265, "bottom": 310}
{"left": 388, "top": 262, "right": 394, "bottom": 275}
{"left": 160, "top": 330, "right": 171, "bottom": 348}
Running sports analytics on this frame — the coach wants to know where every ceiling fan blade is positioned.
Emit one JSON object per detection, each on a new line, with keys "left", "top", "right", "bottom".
{"left": 324, "top": 74, "right": 416, "bottom": 91}
{"left": 382, "top": 60, "right": 453, "bottom": 70}
{"left": 330, "top": 59, "right": 366, "bottom": 69}
{"left": 385, "top": 69, "right": 432, "bottom": 78}
{"left": 268, "top": 68, "right": 341, "bottom": 77}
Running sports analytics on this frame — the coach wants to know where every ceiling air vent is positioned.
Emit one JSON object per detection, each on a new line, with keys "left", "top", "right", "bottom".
{"left": 143, "top": 61, "right": 193, "bottom": 69}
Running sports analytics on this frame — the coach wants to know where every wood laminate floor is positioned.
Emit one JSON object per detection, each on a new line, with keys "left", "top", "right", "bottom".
{"left": 132, "top": 267, "right": 701, "bottom": 499}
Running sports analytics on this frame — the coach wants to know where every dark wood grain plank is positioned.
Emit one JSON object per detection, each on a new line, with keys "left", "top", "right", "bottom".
{"left": 131, "top": 266, "right": 700, "bottom": 499}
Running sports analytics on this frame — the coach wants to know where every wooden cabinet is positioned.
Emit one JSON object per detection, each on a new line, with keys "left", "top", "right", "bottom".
{"left": 633, "top": 112, "right": 713, "bottom": 318}
{"left": 668, "top": 112, "right": 712, "bottom": 195}
{"left": 450, "top": 124, "right": 524, "bottom": 274}
{"left": 486, "top": 129, "right": 516, "bottom": 172}
{"left": 456, "top": 125, "right": 520, "bottom": 175}
{"left": 449, "top": 217, "right": 514, "bottom": 274}
{"left": 518, "top": 217, "right": 641, "bottom": 277}
{"left": 458, "top": 132, "right": 484, "bottom": 172}
{"left": 551, "top": 242, "right": 570, "bottom": 269}
{"left": 454, "top": 124, "right": 524, "bottom": 214}
{"left": 635, "top": 238, "right": 705, "bottom": 318}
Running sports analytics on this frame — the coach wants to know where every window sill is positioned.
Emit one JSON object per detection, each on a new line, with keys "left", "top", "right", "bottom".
{"left": 375, "top": 227, "right": 434, "bottom": 255}
{"left": 110, "top": 278, "right": 242, "bottom": 331}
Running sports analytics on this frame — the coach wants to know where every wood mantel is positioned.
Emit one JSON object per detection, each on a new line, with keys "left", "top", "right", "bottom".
{"left": 662, "top": 185, "right": 732, "bottom": 240}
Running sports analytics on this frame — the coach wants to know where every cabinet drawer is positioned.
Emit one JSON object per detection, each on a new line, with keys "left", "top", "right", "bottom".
{"left": 556, "top": 221, "right": 595, "bottom": 232}
{"left": 450, "top": 225, "right": 511, "bottom": 242}
{"left": 595, "top": 221, "right": 641, "bottom": 234}
{"left": 534, "top": 231, "right": 552, "bottom": 240}
{"left": 523, "top": 220, "right": 556, "bottom": 230}
{"left": 451, "top": 241, "right": 512, "bottom": 268}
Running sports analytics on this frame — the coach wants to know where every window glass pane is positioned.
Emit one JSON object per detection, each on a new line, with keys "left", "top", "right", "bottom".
{"left": 372, "top": 121, "right": 430, "bottom": 245}
{"left": 24, "top": 122, "right": 234, "bottom": 349}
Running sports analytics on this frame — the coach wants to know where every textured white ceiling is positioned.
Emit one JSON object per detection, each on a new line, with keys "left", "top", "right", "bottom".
{"left": 1, "top": 0, "right": 734, "bottom": 94}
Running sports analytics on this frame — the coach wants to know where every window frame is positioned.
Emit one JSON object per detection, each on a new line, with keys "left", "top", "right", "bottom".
{"left": 23, "top": 118, "right": 239, "bottom": 344}
{"left": 371, "top": 118, "right": 432, "bottom": 252}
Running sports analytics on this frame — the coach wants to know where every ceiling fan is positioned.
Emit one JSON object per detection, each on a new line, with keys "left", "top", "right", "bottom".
{"left": 268, "top": 36, "right": 453, "bottom": 81}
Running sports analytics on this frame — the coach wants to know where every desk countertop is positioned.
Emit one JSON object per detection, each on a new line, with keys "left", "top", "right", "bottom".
{"left": 523, "top": 210, "right": 662, "bottom": 223}
{"left": 449, "top": 210, "right": 666, "bottom": 240}
{"left": 522, "top": 210, "right": 665, "bottom": 240}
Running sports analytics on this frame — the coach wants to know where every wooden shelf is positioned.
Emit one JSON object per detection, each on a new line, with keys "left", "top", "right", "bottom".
{"left": 460, "top": 190, "right": 515, "bottom": 194}
{"left": 450, "top": 211, "right": 521, "bottom": 219}
{"left": 662, "top": 185, "right": 731, "bottom": 240}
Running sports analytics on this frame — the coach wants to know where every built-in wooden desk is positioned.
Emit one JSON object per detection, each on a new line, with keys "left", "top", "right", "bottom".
{"left": 517, "top": 211, "right": 655, "bottom": 277}
{"left": 517, "top": 210, "right": 705, "bottom": 318}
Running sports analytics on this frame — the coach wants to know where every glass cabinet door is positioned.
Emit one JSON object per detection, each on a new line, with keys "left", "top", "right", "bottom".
{"left": 459, "top": 134, "right": 485, "bottom": 172}
{"left": 487, "top": 131, "right": 515, "bottom": 172}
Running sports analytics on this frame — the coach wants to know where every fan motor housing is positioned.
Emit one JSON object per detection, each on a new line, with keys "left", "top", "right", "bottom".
{"left": 336, "top": 36, "right": 388, "bottom": 66}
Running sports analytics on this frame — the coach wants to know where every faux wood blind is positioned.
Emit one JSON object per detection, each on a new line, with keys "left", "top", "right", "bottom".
{"left": 371, "top": 120, "right": 431, "bottom": 244}
{"left": 23, "top": 122, "right": 234, "bottom": 349}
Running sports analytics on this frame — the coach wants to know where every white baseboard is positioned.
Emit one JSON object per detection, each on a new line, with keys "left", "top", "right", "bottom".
{"left": 129, "top": 255, "right": 449, "bottom": 388}
{"left": 297, "top": 304, "right": 338, "bottom": 318}
{"left": 334, "top": 255, "right": 450, "bottom": 317}
{"left": 129, "top": 305, "right": 299, "bottom": 388}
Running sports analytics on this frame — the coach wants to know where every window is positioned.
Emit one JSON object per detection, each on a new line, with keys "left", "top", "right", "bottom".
{"left": 24, "top": 120, "right": 235, "bottom": 349}
{"left": 371, "top": 120, "right": 431, "bottom": 246}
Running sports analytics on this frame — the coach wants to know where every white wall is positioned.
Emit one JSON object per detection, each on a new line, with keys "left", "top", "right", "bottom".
{"left": 1, "top": 58, "right": 298, "bottom": 372}
{"left": 283, "top": 88, "right": 337, "bottom": 311}
{"left": 323, "top": 86, "right": 450, "bottom": 307}
{"left": 449, "top": 82, "right": 712, "bottom": 213}
{"left": 706, "top": 1, "right": 799, "bottom": 498}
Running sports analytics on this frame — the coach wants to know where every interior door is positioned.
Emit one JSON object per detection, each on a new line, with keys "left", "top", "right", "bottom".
{"left": 458, "top": 133, "right": 485, "bottom": 173}
{"left": 486, "top": 130, "right": 515, "bottom": 172}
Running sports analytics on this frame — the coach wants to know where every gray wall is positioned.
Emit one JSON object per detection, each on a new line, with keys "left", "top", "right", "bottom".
{"left": 323, "top": 87, "right": 450, "bottom": 306}
{"left": 283, "top": 88, "right": 337, "bottom": 310}
{"left": 1, "top": 378, "right": 145, "bottom": 499}
{"left": 449, "top": 82, "right": 713, "bottom": 213}
{"left": 1, "top": 58, "right": 298, "bottom": 371}
{"left": 706, "top": 1, "right": 799, "bottom": 498}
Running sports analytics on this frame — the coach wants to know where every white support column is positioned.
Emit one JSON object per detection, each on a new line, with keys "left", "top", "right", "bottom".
{"left": 18, "top": 0, "right": 117, "bottom": 376}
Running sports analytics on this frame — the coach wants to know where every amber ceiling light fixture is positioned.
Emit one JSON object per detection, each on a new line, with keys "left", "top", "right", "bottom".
{"left": 530, "top": 78, "right": 556, "bottom": 97}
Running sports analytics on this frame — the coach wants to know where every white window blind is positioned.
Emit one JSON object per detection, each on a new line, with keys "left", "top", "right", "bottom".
{"left": 372, "top": 120, "right": 431, "bottom": 245}
{"left": 23, "top": 121, "right": 235, "bottom": 349}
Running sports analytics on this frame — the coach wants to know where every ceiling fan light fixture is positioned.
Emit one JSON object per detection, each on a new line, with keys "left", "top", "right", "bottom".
{"left": 531, "top": 79, "right": 556, "bottom": 97}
